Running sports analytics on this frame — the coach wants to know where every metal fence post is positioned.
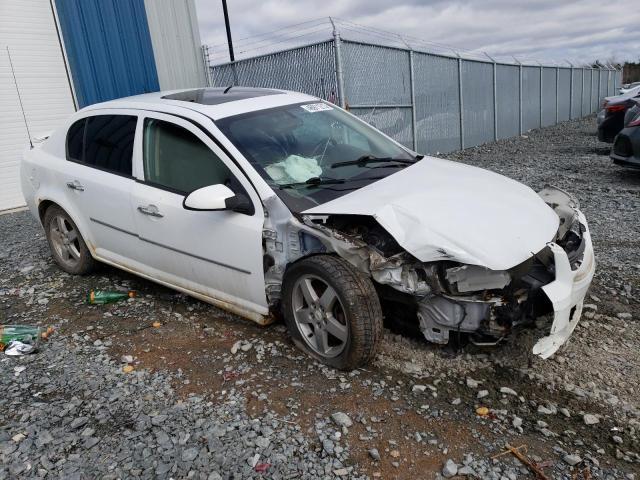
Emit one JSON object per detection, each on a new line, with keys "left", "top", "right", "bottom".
{"left": 493, "top": 61, "right": 498, "bottom": 141}
{"left": 597, "top": 65, "right": 601, "bottom": 108}
{"left": 331, "top": 20, "right": 346, "bottom": 108}
{"left": 516, "top": 58, "right": 523, "bottom": 135}
{"left": 483, "top": 52, "right": 498, "bottom": 141}
{"left": 457, "top": 55, "right": 464, "bottom": 149}
{"left": 408, "top": 50, "right": 418, "bottom": 151}
{"left": 589, "top": 67, "right": 599, "bottom": 113}
{"left": 555, "top": 67, "right": 559, "bottom": 123}
{"left": 567, "top": 61, "right": 574, "bottom": 119}
{"left": 581, "top": 68, "right": 585, "bottom": 117}
{"left": 539, "top": 63, "right": 543, "bottom": 127}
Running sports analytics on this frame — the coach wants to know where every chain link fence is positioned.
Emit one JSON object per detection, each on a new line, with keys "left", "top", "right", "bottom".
{"left": 205, "top": 20, "right": 622, "bottom": 154}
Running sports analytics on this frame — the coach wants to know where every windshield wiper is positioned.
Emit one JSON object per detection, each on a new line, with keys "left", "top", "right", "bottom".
{"left": 278, "top": 176, "right": 346, "bottom": 189}
{"left": 331, "top": 155, "right": 418, "bottom": 169}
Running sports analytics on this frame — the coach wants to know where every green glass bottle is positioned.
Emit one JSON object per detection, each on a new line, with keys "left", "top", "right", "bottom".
{"left": 0, "top": 325, "right": 42, "bottom": 350}
{"left": 88, "top": 290, "right": 136, "bottom": 305}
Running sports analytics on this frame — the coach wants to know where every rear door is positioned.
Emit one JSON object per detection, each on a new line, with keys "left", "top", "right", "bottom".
{"left": 62, "top": 111, "right": 140, "bottom": 262}
{"left": 130, "top": 112, "right": 267, "bottom": 317}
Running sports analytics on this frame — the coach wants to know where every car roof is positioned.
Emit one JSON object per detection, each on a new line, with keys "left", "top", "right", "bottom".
{"left": 83, "top": 87, "right": 319, "bottom": 120}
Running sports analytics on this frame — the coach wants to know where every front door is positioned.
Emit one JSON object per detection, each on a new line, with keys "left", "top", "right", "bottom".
{"left": 130, "top": 112, "right": 267, "bottom": 317}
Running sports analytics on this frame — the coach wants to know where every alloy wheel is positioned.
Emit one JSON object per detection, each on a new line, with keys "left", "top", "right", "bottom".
{"left": 49, "top": 214, "right": 81, "bottom": 269}
{"left": 291, "top": 274, "right": 349, "bottom": 358}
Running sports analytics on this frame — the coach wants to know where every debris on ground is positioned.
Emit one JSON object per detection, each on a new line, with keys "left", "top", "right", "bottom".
{"left": 88, "top": 289, "right": 136, "bottom": 304}
{"left": 4, "top": 340, "right": 37, "bottom": 356}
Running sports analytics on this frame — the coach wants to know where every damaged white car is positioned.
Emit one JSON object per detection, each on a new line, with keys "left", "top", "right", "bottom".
{"left": 21, "top": 87, "right": 595, "bottom": 369}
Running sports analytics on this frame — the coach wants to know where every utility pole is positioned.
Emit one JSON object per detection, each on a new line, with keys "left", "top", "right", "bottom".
{"left": 221, "top": 0, "right": 234, "bottom": 62}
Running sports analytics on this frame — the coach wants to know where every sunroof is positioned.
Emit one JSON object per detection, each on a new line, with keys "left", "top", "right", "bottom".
{"left": 161, "top": 87, "right": 281, "bottom": 105}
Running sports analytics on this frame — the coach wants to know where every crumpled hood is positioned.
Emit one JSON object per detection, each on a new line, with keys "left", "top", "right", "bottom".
{"left": 304, "top": 157, "right": 560, "bottom": 270}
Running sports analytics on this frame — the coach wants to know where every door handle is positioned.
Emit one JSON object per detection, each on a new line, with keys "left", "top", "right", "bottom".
{"left": 66, "top": 181, "right": 84, "bottom": 192}
{"left": 137, "top": 205, "right": 163, "bottom": 218}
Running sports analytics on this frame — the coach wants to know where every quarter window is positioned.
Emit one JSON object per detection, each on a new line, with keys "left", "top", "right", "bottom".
{"left": 143, "top": 118, "right": 233, "bottom": 194}
{"left": 66, "top": 119, "right": 85, "bottom": 162}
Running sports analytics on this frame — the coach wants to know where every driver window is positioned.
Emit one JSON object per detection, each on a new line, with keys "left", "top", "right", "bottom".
{"left": 143, "top": 118, "right": 233, "bottom": 194}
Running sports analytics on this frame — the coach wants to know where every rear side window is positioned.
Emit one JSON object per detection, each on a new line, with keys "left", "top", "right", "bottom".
{"left": 84, "top": 115, "right": 136, "bottom": 176}
{"left": 65, "top": 114, "right": 136, "bottom": 176}
{"left": 142, "top": 118, "right": 233, "bottom": 194}
{"left": 66, "top": 119, "right": 85, "bottom": 162}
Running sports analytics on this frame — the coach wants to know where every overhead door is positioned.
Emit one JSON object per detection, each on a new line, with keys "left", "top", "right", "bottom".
{"left": 0, "top": 0, "right": 76, "bottom": 211}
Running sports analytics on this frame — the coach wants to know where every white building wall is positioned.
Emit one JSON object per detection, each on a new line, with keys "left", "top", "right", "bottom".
{"left": 144, "top": 0, "right": 206, "bottom": 91}
{"left": 0, "top": 0, "right": 76, "bottom": 211}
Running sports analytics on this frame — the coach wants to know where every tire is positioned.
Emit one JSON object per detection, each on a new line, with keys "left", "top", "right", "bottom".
{"left": 43, "top": 205, "right": 95, "bottom": 275}
{"left": 282, "top": 255, "right": 383, "bottom": 370}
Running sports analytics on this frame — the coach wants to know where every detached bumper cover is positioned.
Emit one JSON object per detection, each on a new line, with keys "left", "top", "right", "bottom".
{"left": 533, "top": 211, "right": 595, "bottom": 358}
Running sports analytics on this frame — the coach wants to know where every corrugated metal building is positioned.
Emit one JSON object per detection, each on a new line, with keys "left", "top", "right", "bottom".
{"left": 0, "top": 0, "right": 206, "bottom": 212}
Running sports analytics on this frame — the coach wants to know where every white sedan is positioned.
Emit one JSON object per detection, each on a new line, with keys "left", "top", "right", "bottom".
{"left": 21, "top": 87, "right": 595, "bottom": 369}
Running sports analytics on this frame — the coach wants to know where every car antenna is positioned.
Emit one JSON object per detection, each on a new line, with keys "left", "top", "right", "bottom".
{"left": 6, "top": 46, "right": 33, "bottom": 149}
{"left": 223, "top": 85, "right": 233, "bottom": 94}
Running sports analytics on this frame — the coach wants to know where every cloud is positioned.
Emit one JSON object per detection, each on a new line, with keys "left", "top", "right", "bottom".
{"left": 195, "top": 0, "right": 639, "bottom": 65}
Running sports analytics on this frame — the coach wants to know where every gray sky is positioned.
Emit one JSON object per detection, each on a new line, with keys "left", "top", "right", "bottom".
{"left": 194, "top": 0, "right": 639, "bottom": 65}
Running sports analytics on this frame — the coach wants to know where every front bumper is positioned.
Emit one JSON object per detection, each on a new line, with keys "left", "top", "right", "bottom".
{"left": 532, "top": 211, "right": 595, "bottom": 358}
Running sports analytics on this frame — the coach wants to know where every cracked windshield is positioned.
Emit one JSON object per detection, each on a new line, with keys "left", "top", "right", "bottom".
{"left": 217, "top": 102, "right": 418, "bottom": 211}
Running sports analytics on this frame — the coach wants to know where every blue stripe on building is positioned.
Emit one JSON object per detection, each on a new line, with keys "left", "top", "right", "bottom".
{"left": 55, "top": 0, "right": 160, "bottom": 107}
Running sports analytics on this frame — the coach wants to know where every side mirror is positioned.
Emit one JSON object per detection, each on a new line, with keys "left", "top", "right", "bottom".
{"left": 183, "top": 184, "right": 252, "bottom": 214}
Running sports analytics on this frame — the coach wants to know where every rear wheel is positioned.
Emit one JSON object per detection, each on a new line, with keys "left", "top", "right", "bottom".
{"left": 43, "top": 206, "right": 95, "bottom": 275}
{"left": 282, "top": 255, "right": 382, "bottom": 370}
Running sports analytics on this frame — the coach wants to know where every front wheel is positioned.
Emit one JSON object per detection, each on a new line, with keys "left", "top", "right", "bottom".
{"left": 282, "top": 255, "right": 382, "bottom": 370}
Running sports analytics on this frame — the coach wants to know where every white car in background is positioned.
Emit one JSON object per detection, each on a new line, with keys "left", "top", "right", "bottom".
{"left": 620, "top": 82, "right": 640, "bottom": 94}
{"left": 21, "top": 87, "right": 595, "bottom": 369}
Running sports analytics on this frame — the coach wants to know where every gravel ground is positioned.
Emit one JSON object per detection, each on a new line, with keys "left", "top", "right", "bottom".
{"left": 1, "top": 115, "right": 638, "bottom": 479}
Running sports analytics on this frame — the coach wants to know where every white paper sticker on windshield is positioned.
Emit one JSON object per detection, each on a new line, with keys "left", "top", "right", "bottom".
{"left": 301, "top": 103, "right": 333, "bottom": 113}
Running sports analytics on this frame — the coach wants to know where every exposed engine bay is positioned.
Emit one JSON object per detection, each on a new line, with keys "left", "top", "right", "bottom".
{"left": 261, "top": 185, "right": 593, "bottom": 358}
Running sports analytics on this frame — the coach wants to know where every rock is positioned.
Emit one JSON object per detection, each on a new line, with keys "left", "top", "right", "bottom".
{"left": 559, "top": 408, "right": 571, "bottom": 418}
{"left": 500, "top": 387, "right": 517, "bottom": 396}
{"left": 563, "top": 454, "right": 582, "bottom": 466}
{"left": 181, "top": 447, "right": 199, "bottom": 462}
{"left": 390, "top": 450, "right": 400, "bottom": 458}
{"left": 333, "top": 468, "right": 348, "bottom": 476}
{"left": 442, "top": 459, "right": 458, "bottom": 478}
{"left": 331, "top": 412, "right": 353, "bottom": 428}
{"left": 120, "top": 355, "right": 134, "bottom": 363}
{"left": 151, "top": 415, "right": 167, "bottom": 426}
{"left": 255, "top": 436, "right": 270, "bottom": 449}
{"left": 369, "top": 448, "right": 381, "bottom": 461}
{"left": 616, "top": 312, "right": 632, "bottom": 320}
{"left": 583, "top": 414, "right": 599, "bottom": 425}
{"left": 247, "top": 453, "right": 260, "bottom": 468}
{"left": 537, "top": 405, "right": 555, "bottom": 415}
{"left": 477, "top": 390, "right": 489, "bottom": 399}
{"left": 612, "top": 435, "right": 623, "bottom": 445}
{"left": 458, "top": 465, "right": 475, "bottom": 476}
{"left": 412, "top": 385, "right": 427, "bottom": 393}
{"left": 322, "top": 439, "right": 335, "bottom": 455}
{"left": 512, "top": 416, "right": 523, "bottom": 429}
{"left": 451, "top": 397, "right": 461, "bottom": 405}
{"left": 36, "top": 430, "right": 53, "bottom": 448}
{"left": 70, "top": 417, "right": 89, "bottom": 430}
{"left": 466, "top": 378, "right": 480, "bottom": 388}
